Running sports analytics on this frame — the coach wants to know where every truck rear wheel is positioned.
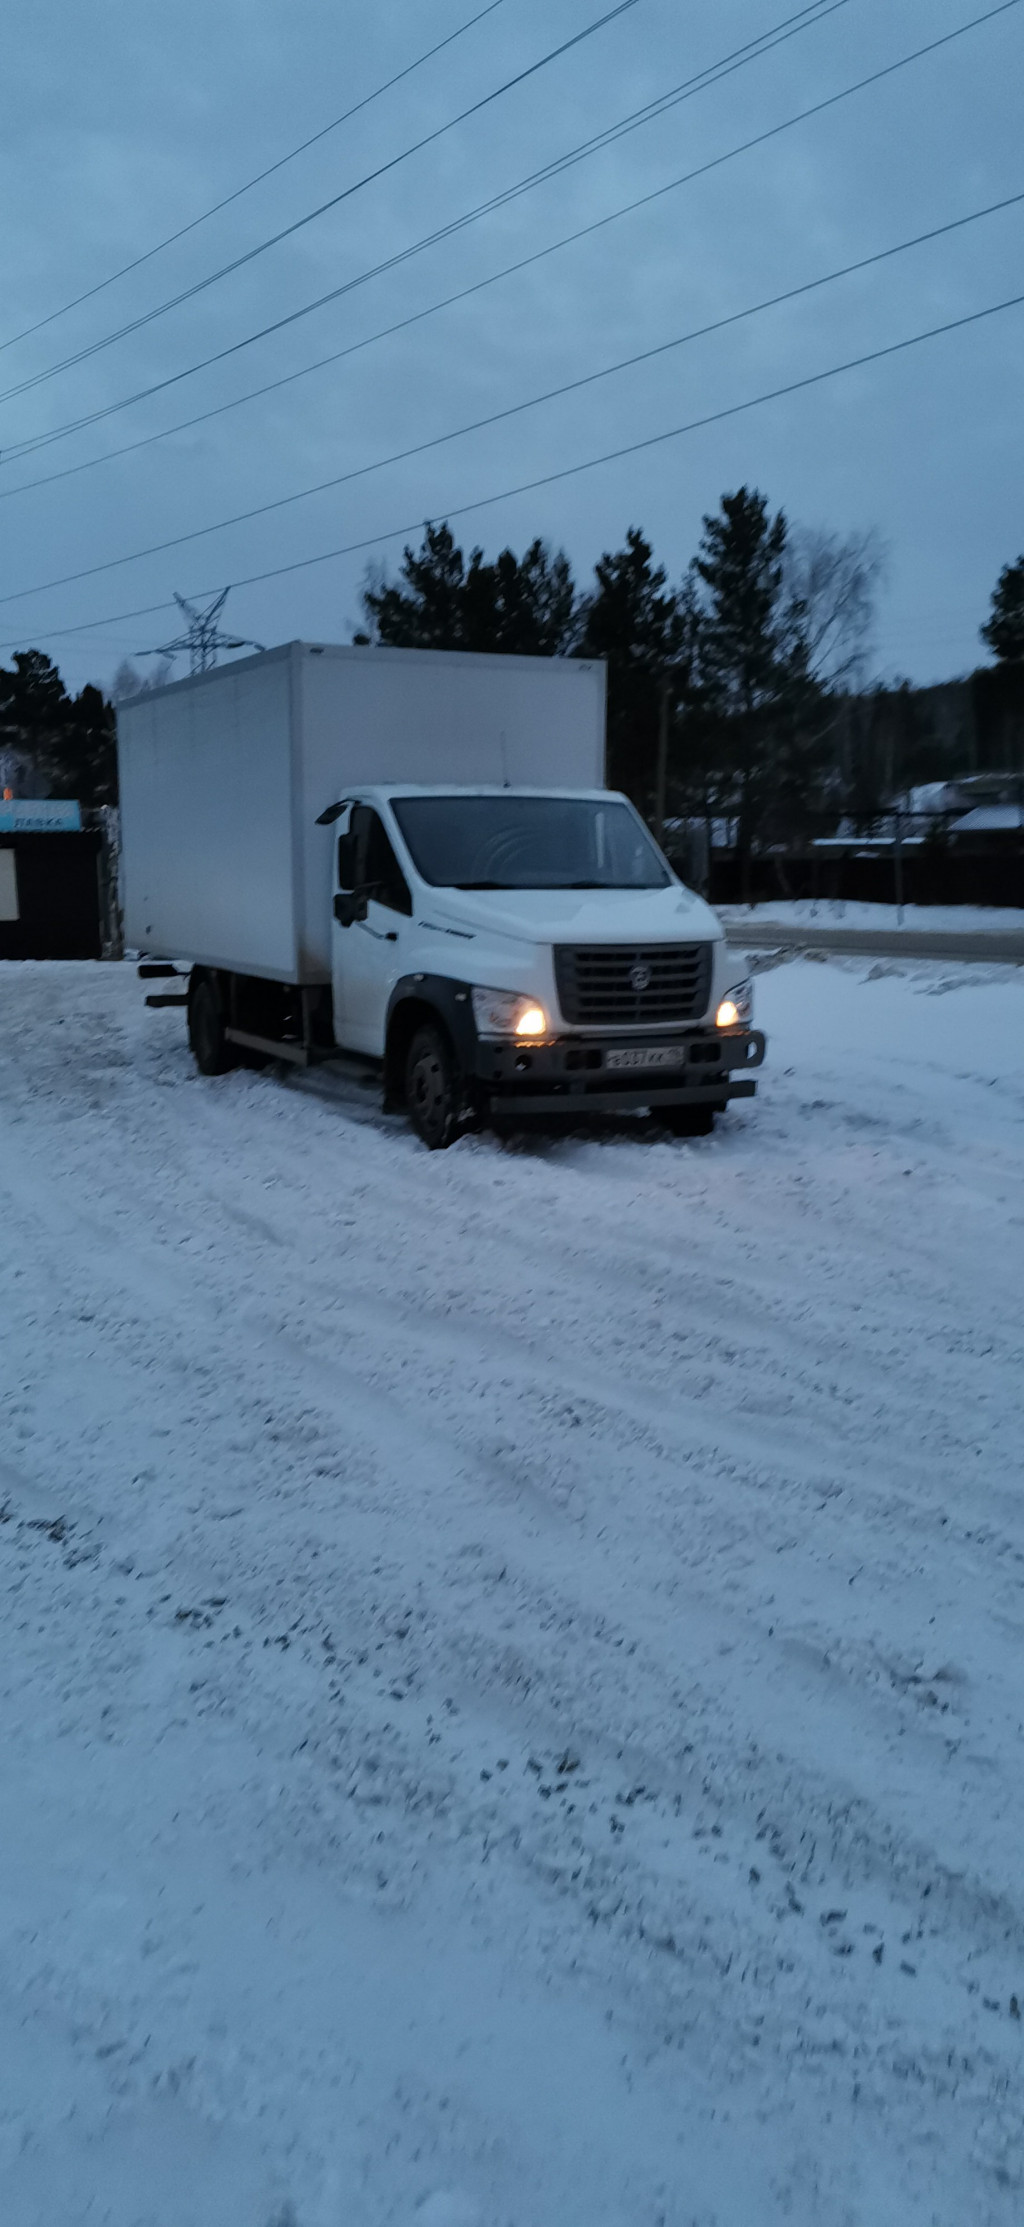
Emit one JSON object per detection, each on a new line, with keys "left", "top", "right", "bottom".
{"left": 405, "top": 1023, "right": 460, "bottom": 1150}
{"left": 188, "top": 974, "right": 236, "bottom": 1076}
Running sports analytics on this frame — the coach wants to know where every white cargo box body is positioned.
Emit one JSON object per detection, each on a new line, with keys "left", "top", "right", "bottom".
{"left": 118, "top": 641, "right": 606, "bottom": 983}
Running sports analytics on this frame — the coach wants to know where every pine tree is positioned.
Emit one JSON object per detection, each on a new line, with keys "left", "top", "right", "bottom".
{"left": 980, "top": 554, "right": 1024, "bottom": 663}
{"left": 575, "top": 528, "right": 687, "bottom": 802}
{"left": 49, "top": 685, "right": 118, "bottom": 807}
{"left": 361, "top": 523, "right": 470, "bottom": 648}
{"left": 689, "top": 489, "right": 818, "bottom": 879}
{"left": 692, "top": 489, "right": 795, "bottom": 718}
{"left": 0, "top": 652, "right": 69, "bottom": 795}
{"left": 0, "top": 651, "right": 117, "bottom": 805}
{"left": 482, "top": 540, "right": 576, "bottom": 654}
{"left": 359, "top": 523, "right": 576, "bottom": 655}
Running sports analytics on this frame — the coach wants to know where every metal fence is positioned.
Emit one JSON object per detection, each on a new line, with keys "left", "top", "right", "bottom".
{"left": 661, "top": 804, "right": 1024, "bottom": 913}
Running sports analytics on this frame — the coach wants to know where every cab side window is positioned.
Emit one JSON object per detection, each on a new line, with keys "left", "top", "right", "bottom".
{"left": 340, "top": 806, "right": 412, "bottom": 916}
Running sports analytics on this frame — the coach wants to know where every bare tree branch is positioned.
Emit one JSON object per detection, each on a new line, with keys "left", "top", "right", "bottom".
{"left": 785, "top": 524, "right": 886, "bottom": 690}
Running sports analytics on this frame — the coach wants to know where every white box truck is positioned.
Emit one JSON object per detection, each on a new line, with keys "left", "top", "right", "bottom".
{"left": 118, "top": 641, "right": 764, "bottom": 1147}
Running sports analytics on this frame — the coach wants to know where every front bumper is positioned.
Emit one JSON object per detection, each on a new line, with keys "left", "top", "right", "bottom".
{"left": 472, "top": 1027, "right": 766, "bottom": 1118}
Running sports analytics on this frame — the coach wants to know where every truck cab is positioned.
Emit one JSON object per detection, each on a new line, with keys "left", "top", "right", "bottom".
{"left": 324, "top": 784, "right": 764, "bottom": 1147}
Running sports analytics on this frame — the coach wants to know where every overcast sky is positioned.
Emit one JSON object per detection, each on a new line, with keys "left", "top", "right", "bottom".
{"left": 0, "top": 0, "right": 1020, "bottom": 694}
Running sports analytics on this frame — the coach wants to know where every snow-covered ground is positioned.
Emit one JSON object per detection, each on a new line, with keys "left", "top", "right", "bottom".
{"left": 1, "top": 955, "right": 1022, "bottom": 2227}
{"left": 720, "top": 898, "right": 1024, "bottom": 936}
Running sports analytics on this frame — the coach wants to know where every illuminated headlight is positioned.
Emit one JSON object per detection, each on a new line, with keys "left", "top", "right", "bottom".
{"left": 716, "top": 980, "right": 752, "bottom": 1030}
{"left": 471, "top": 986, "right": 549, "bottom": 1038}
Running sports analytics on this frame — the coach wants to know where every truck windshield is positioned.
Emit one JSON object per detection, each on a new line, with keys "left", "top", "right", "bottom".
{"left": 390, "top": 796, "right": 671, "bottom": 891}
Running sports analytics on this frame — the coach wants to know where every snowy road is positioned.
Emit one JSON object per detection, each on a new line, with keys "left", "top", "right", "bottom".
{"left": 1, "top": 955, "right": 1022, "bottom": 2227}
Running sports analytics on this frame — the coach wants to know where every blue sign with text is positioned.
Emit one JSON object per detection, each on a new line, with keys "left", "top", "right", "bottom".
{"left": 0, "top": 799, "right": 82, "bottom": 832}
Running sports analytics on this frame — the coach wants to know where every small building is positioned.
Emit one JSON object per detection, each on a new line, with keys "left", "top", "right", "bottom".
{"left": 0, "top": 799, "right": 109, "bottom": 960}
{"left": 944, "top": 778, "right": 1024, "bottom": 855}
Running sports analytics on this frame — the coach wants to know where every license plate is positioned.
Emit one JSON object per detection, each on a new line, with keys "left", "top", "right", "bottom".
{"left": 605, "top": 1045, "right": 684, "bottom": 1072}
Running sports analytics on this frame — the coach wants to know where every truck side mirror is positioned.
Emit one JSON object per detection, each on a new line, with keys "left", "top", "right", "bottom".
{"left": 334, "top": 890, "right": 368, "bottom": 927}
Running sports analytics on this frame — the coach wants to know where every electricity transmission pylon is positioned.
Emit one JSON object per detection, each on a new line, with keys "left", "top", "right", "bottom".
{"left": 144, "top": 589, "right": 265, "bottom": 676}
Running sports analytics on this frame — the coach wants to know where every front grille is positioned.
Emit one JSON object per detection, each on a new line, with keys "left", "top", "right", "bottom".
{"left": 553, "top": 942, "right": 712, "bottom": 1028}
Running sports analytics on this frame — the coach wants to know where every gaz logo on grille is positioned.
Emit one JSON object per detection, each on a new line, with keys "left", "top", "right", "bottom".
{"left": 629, "top": 962, "right": 652, "bottom": 991}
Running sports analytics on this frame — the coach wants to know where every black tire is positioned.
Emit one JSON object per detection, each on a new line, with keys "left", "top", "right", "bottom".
{"left": 405, "top": 1022, "right": 460, "bottom": 1150}
{"left": 662, "top": 1102, "right": 718, "bottom": 1137}
{"left": 188, "top": 974, "right": 237, "bottom": 1076}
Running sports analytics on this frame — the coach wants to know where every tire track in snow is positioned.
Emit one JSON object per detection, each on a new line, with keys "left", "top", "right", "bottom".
{"left": 3, "top": 960, "right": 1024, "bottom": 2221}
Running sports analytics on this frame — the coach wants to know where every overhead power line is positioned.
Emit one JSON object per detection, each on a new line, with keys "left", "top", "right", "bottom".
{"left": 0, "top": 9, "right": 843, "bottom": 454}
{"left": 6, "top": 284, "right": 1023, "bottom": 657}
{"left": 3, "top": 0, "right": 1012, "bottom": 479}
{"left": 2, "top": 0, "right": 853, "bottom": 473}
{"left": 4, "top": 286, "right": 1019, "bottom": 661}
{"left": 0, "top": 0, "right": 640, "bottom": 411}
{"left": 0, "top": 2, "right": 510, "bottom": 360}
{"left": 3, "top": 278, "right": 1021, "bottom": 645}
{"left": 2, "top": 2, "right": 851, "bottom": 459}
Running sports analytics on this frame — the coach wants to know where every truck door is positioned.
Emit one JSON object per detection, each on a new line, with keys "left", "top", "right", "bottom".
{"left": 332, "top": 805, "right": 412, "bottom": 1056}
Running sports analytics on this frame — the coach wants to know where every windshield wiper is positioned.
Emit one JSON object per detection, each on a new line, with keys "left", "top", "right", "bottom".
{"left": 453, "top": 877, "right": 662, "bottom": 891}
{"left": 456, "top": 878, "right": 606, "bottom": 890}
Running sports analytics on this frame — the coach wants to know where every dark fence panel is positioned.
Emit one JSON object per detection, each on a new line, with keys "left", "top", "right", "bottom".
{"left": 0, "top": 832, "right": 103, "bottom": 959}
{"left": 707, "top": 847, "right": 1024, "bottom": 909}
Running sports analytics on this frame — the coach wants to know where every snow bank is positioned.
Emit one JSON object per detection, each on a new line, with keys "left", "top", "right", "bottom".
{"left": 0, "top": 957, "right": 1022, "bottom": 2225}
{"left": 720, "top": 897, "right": 1024, "bottom": 935}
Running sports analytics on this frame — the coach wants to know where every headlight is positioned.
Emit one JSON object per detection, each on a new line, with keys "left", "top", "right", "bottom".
{"left": 716, "top": 979, "right": 752, "bottom": 1030}
{"left": 471, "top": 986, "right": 549, "bottom": 1038}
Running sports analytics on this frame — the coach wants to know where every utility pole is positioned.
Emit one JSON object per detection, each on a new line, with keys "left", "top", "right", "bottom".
{"left": 143, "top": 589, "right": 264, "bottom": 677}
{"left": 886, "top": 704, "right": 904, "bottom": 924}
{"left": 654, "top": 672, "right": 671, "bottom": 850}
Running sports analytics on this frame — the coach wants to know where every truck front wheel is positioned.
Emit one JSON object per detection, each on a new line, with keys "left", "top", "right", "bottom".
{"left": 405, "top": 1022, "right": 460, "bottom": 1150}
{"left": 188, "top": 973, "right": 236, "bottom": 1076}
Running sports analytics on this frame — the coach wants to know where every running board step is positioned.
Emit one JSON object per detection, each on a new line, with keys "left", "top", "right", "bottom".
{"left": 224, "top": 1026, "right": 311, "bottom": 1065}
